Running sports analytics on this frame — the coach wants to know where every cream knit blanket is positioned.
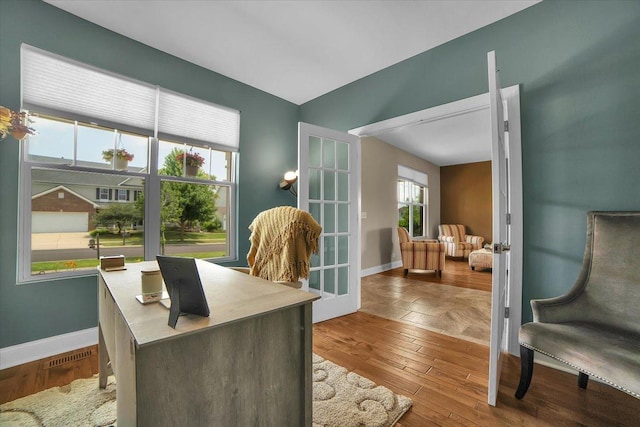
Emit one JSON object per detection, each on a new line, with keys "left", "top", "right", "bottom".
{"left": 248, "top": 206, "right": 322, "bottom": 283}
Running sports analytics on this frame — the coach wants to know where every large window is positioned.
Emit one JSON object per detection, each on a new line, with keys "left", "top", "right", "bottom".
{"left": 19, "top": 45, "right": 239, "bottom": 282}
{"left": 397, "top": 165, "right": 428, "bottom": 238}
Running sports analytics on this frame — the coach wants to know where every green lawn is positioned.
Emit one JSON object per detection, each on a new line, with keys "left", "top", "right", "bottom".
{"left": 31, "top": 251, "right": 226, "bottom": 274}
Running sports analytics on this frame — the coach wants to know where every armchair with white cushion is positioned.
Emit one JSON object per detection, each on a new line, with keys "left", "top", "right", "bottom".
{"left": 438, "top": 224, "right": 484, "bottom": 259}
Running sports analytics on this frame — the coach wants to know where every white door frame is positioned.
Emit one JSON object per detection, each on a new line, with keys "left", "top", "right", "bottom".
{"left": 349, "top": 89, "right": 523, "bottom": 355}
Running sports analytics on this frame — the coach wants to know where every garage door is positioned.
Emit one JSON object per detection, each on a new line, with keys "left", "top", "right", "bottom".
{"left": 32, "top": 212, "right": 89, "bottom": 233}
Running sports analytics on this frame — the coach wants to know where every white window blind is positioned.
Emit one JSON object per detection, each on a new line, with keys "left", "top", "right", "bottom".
{"left": 22, "top": 45, "right": 157, "bottom": 132}
{"left": 398, "top": 165, "right": 428, "bottom": 186}
{"left": 159, "top": 89, "right": 240, "bottom": 151}
{"left": 21, "top": 44, "right": 240, "bottom": 151}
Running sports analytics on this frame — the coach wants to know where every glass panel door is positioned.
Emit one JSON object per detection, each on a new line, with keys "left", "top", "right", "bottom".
{"left": 298, "top": 123, "right": 359, "bottom": 323}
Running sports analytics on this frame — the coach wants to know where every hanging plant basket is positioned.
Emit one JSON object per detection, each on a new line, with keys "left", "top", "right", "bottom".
{"left": 115, "top": 157, "right": 129, "bottom": 171}
{"left": 103, "top": 148, "right": 134, "bottom": 171}
{"left": 176, "top": 151, "right": 205, "bottom": 177}
{"left": 185, "top": 165, "right": 199, "bottom": 177}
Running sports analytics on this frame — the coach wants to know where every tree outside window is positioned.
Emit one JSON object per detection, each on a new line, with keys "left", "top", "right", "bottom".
{"left": 397, "top": 179, "right": 427, "bottom": 238}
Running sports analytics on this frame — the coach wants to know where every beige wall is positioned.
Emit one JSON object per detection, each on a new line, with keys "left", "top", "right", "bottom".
{"left": 440, "top": 161, "right": 492, "bottom": 243}
{"left": 360, "top": 137, "right": 440, "bottom": 271}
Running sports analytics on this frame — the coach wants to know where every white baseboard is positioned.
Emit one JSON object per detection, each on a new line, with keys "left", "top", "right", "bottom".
{"left": 361, "top": 261, "right": 402, "bottom": 277}
{"left": 0, "top": 327, "right": 98, "bottom": 370}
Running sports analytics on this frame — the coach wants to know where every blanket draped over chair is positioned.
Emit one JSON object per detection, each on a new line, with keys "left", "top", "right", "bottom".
{"left": 248, "top": 206, "right": 322, "bottom": 283}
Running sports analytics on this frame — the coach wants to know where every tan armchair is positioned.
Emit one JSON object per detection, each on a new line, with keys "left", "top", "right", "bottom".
{"left": 516, "top": 211, "right": 640, "bottom": 400}
{"left": 397, "top": 227, "right": 445, "bottom": 277}
{"left": 438, "top": 224, "right": 484, "bottom": 259}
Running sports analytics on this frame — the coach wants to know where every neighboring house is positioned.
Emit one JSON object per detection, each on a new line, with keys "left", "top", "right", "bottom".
{"left": 31, "top": 168, "right": 144, "bottom": 233}
{"left": 30, "top": 167, "right": 227, "bottom": 233}
{"left": 31, "top": 185, "right": 100, "bottom": 232}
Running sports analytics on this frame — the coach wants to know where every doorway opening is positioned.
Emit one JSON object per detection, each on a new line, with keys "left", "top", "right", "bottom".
{"left": 349, "top": 86, "right": 522, "bottom": 354}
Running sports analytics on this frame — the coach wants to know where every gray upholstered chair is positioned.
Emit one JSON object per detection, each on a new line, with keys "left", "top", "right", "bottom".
{"left": 516, "top": 211, "right": 640, "bottom": 400}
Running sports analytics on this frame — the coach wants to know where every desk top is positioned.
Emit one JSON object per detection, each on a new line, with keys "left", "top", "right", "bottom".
{"left": 99, "top": 260, "right": 319, "bottom": 346}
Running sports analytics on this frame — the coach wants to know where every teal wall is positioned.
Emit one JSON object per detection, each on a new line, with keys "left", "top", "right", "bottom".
{"left": 0, "top": 0, "right": 298, "bottom": 347}
{"left": 300, "top": 1, "right": 640, "bottom": 322}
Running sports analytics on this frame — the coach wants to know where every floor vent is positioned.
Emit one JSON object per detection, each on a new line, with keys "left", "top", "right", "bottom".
{"left": 45, "top": 349, "right": 94, "bottom": 369}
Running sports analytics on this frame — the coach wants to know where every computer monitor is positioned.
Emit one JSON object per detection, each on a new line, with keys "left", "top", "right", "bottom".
{"left": 156, "top": 255, "right": 210, "bottom": 328}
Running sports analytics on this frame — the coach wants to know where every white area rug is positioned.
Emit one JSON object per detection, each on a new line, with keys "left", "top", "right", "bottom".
{"left": 0, "top": 354, "right": 411, "bottom": 427}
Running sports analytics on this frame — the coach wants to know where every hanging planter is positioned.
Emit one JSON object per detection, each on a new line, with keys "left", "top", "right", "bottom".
{"left": 103, "top": 148, "right": 134, "bottom": 170}
{"left": 176, "top": 151, "right": 205, "bottom": 177}
{"left": 115, "top": 157, "right": 130, "bottom": 170}
{"left": 185, "top": 165, "right": 199, "bottom": 177}
{"left": 0, "top": 106, "right": 36, "bottom": 141}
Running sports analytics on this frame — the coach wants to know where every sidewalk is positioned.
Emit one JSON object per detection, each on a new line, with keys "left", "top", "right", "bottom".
{"left": 32, "top": 232, "right": 92, "bottom": 250}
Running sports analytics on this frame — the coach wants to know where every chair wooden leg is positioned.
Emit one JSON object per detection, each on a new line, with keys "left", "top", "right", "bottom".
{"left": 437, "top": 270, "right": 442, "bottom": 278}
{"left": 403, "top": 269, "right": 408, "bottom": 277}
{"left": 578, "top": 372, "right": 589, "bottom": 389}
{"left": 515, "top": 345, "right": 534, "bottom": 399}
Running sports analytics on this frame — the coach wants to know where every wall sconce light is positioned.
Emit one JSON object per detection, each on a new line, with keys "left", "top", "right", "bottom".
{"left": 279, "top": 170, "right": 298, "bottom": 196}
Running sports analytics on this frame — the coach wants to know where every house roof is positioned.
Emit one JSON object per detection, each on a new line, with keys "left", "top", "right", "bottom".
{"left": 32, "top": 184, "right": 101, "bottom": 209}
{"left": 31, "top": 168, "right": 145, "bottom": 190}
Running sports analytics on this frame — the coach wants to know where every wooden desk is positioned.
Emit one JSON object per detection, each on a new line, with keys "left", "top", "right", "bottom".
{"left": 98, "top": 260, "right": 319, "bottom": 426}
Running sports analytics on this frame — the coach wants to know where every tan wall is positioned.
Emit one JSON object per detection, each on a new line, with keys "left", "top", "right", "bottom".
{"left": 440, "top": 161, "right": 492, "bottom": 243}
{"left": 360, "top": 137, "right": 440, "bottom": 271}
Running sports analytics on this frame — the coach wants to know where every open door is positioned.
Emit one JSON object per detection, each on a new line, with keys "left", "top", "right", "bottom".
{"left": 298, "top": 122, "right": 360, "bottom": 323}
{"left": 487, "top": 50, "right": 511, "bottom": 406}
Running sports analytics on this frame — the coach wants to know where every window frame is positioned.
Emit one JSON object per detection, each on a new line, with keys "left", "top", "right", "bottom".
{"left": 18, "top": 118, "right": 237, "bottom": 283}
{"left": 98, "top": 188, "right": 110, "bottom": 201}
{"left": 397, "top": 178, "right": 428, "bottom": 238}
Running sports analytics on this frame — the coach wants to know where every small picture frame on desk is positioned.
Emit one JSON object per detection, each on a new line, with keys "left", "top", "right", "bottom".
{"left": 100, "top": 255, "right": 125, "bottom": 271}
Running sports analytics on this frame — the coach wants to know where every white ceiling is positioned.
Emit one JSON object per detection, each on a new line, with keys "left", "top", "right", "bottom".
{"left": 370, "top": 107, "right": 491, "bottom": 166}
{"left": 45, "top": 0, "right": 539, "bottom": 165}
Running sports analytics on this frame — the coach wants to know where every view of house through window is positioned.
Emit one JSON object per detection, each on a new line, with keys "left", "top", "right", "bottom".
{"left": 20, "top": 45, "right": 239, "bottom": 282}
{"left": 397, "top": 179, "right": 428, "bottom": 238}
{"left": 24, "top": 114, "right": 233, "bottom": 279}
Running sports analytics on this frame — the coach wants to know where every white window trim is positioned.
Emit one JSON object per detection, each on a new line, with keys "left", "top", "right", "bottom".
{"left": 397, "top": 175, "right": 428, "bottom": 238}
{"left": 20, "top": 45, "right": 241, "bottom": 283}
{"left": 19, "top": 144, "right": 237, "bottom": 282}
{"left": 99, "top": 188, "right": 110, "bottom": 201}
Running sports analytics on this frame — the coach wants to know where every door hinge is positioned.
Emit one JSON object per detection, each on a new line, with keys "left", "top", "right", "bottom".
{"left": 506, "top": 213, "right": 511, "bottom": 225}
{"left": 504, "top": 120, "right": 509, "bottom": 132}
{"left": 505, "top": 307, "right": 510, "bottom": 318}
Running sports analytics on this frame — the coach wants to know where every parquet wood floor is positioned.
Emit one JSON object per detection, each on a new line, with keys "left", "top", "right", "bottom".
{"left": 362, "top": 259, "right": 492, "bottom": 345}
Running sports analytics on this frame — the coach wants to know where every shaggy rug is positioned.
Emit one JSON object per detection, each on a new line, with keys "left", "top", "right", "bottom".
{"left": 0, "top": 354, "right": 412, "bottom": 427}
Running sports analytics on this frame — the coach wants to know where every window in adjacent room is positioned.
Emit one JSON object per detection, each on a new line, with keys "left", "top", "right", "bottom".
{"left": 397, "top": 165, "right": 428, "bottom": 238}
{"left": 18, "top": 44, "right": 239, "bottom": 282}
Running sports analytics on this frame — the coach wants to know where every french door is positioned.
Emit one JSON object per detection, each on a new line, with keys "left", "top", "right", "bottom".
{"left": 297, "top": 122, "right": 360, "bottom": 323}
{"left": 488, "top": 50, "right": 511, "bottom": 406}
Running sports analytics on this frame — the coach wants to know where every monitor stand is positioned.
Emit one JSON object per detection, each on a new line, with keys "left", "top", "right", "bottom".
{"left": 168, "top": 284, "right": 181, "bottom": 329}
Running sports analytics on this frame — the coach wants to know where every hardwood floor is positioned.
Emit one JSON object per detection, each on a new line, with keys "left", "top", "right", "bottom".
{"left": 2, "top": 264, "right": 639, "bottom": 425}
{"left": 314, "top": 312, "right": 639, "bottom": 426}
{"left": 362, "top": 260, "right": 492, "bottom": 345}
